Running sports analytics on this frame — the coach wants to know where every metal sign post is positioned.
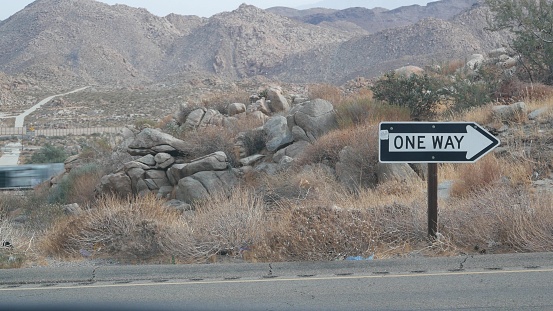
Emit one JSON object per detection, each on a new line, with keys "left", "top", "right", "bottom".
{"left": 379, "top": 122, "right": 500, "bottom": 238}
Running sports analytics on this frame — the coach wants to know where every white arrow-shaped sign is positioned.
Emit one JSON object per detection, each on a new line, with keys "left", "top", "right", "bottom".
{"left": 379, "top": 122, "right": 500, "bottom": 163}
{"left": 388, "top": 125, "right": 494, "bottom": 159}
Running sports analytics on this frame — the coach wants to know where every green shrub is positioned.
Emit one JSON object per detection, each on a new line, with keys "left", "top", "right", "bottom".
{"left": 371, "top": 72, "right": 447, "bottom": 120}
{"left": 27, "top": 144, "right": 67, "bottom": 164}
{"left": 48, "top": 163, "right": 104, "bottom": 205}
{"left": 448, "top": 64, "right": 504, "bottom": 111}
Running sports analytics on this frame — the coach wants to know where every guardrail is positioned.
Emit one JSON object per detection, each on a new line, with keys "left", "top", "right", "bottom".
{"left": 0, "top": 127, "right": 125, "bottom": 137}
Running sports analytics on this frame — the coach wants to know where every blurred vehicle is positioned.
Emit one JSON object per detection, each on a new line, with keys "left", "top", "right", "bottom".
{"left": 0, "top": 163, "right": 64, "bottom": 189}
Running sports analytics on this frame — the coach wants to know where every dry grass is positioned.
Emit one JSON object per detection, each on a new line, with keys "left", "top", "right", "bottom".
{"left": 334, "top": 97, "right": 410, "bottom": 129}
{"left": 182, "top": 126, "right": 239, "bottom": 167}
{"left": 298, "top": 124, "right": 378, "bottom": 167}
{"left": 442, "top": 185, "right": 553, "bottom": 253}
{"left": 40, "top": 195, "right": 202, "bottom": 263}
{"left": 189, "top": 190, "right": 267, "bottom": 260}
{"left": 0, "top": 219, "right": 29, "bottom": 268}
{"left": 450, "top": 154, "right": 502, "bottom": 198}
{"left": 308, "top": 83, "right": 343, "bottom": 103}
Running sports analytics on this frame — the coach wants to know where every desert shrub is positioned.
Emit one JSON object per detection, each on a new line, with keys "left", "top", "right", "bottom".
{"left": 189, "top": 190, "right": 267, "bottom": 258}
{"left": 447, "top": 65, "right": 504, "bottom": 111}
{"left": 27, "top": 144, "right": 67, "bottom": 164}
{"left": 495, "top": 80, "right": 553, "bottom": 102}
{"left": 0, "top": 220, "right": 26, "bottom": 269}
{"left": 450, "top": 154, "right": 502, "bottom": 198}
{"left": 183, "top": 126, "right": 239, "bottom": 167}
{"left": 260, "top": 164, "right": 343, "bottom": 208}
{"left": 134, "top": 118, "right": 158, "bottom": 130}
{"left": 198, "top": 90, "right": 250, "bottom": 115}
{"left": 371, "top": 72, "right": 448, "bottom": 120}
{"left": 47, "top": 163, "right": 105, "bottom": 205}
{"left": 298, "top": 124, "right": 378, "bottom": 176}
{"left": 40, "top": 195, "right": 201, "bottom": 263}
{"left": 442, "top": 185, "right": 553, "bottom": 253}
{"left": 239, "top": 128, "right": 266, "bottom": 157}
{"left": 308, "top": 83, "right": 342, "bottom": 103}
{"left": 335, "top": 96, "right": 410, "bottom": 128}
{"left": 260, "top": 200, "right": 427, "bottom": 261}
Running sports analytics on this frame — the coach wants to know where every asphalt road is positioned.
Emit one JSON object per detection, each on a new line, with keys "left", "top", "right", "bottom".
{"left": 1, "top": 252, "right": 553, "bottom": 311}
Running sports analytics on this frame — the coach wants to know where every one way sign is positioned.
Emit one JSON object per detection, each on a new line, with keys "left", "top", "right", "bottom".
{"left": 379, "top": 122, "right": 500, "bottom": 163}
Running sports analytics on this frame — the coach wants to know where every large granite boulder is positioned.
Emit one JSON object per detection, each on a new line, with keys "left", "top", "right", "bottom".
{"left": 287, "top": 99, "right": 338, "bottom": 143}
{"left": 264, "top": 116, "right": 294, "bottom": 152}
{"left": 127, "top": 128, "right": 190, "bottom": 156}
{"left": 175, "top": 170, "right": 238, "bottom": 204}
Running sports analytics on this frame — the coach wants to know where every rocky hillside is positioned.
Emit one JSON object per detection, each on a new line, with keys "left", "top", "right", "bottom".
{"left": 0, "top": 0, "right": 509, "bottom": 87}
{"left": 267, "top": 0, "right": 479, "bottom": 34}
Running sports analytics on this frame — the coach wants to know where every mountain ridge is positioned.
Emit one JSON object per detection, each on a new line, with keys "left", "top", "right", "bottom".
{"left": 0, "top": 0, "right": 508, "bottom": 87}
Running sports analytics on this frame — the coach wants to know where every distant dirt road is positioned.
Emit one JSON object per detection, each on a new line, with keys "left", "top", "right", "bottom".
{"left": 14, "top": 86, "right": 90, "bottom": 128}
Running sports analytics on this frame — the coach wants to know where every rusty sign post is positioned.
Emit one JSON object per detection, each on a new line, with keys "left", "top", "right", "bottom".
{"left": 379, "top": 122, "right": 500, "bottom": 238}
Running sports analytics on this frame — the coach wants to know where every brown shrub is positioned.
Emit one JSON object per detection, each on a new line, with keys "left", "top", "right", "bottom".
{"left": 442, "top": 185, "right": 553, "bottom": 253}
{"left": 198, "top": 90, "right": 251, "bottom": 115}
{"left": 450, "top": 154, "right": 502, "bottom": 198}
{"left": 334, "top": 97, "right": 410, "bottom": 129}
{"left": 259, "top": 164, "right": 344, "bottom": 208}
{"left": 189, "top": 190, "right": 267, "bottom": 259}
{"left": 183, "top": 126, "right": 239, "bottom": 167}
{"left": 496, "top": 80, "right": 553, "bottom": 103}
{"left": 308, "top": 83, "right": 342, "bottom": 104}
{"left": 40, "top": 195, "right": 201, "bottom": 263}
{"left": 259, "top": 199, "right": 428, "bottom": 261}
{"left": 298, "top": 124, "right": 379, "bottom": 190}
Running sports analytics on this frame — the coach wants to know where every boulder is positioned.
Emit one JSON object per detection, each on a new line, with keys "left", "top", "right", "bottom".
{"left": 182, "top": 108, "right": 206, "bottom": 130}
{"left": 466, "top": 54, "right": 485, "bottom": 70}
{"left": 137, "top": 154, "right": 156, "bottom": 167}
{"left": 254, "top": 162, "right": 279, "bottom": 175}
{"left": 528, "top": 107, "right": 549, "bottom": 120}
{"left": 239, "top": 154, "right": 265, "bottom": 166}
{"left": 175, "top": 170, "right": 238, "bottom": 204}
{"left": 127, "top": 128, "right": 190, "bottom": 156}
{"left": 287, "top": 99, "right": 338, "bottom": 142}
{"left": 264, "top": 116, "right": 294, "bottom": 152}
{"left": 164, "top": 199, "right": 192, "bottom": 213}
{"left": 96, "top": 172, "right": 132, "bottom": 197}
{"left": 266, "top": 87, "right": 290, "bottom": 112}
{"left": 488, "top": 48, "right": 508, "bottom": 58}
{"left": 176, "top": 177, "right": 209, "bottom": 203}
{"left": 228, "top": 103, "right": 247, "bottom": 116}
{"left": 492, "top": 102, "right": 526, "bottom": 122}
{"left": 167, "top": 152, "right": 229, "bottom": 183}
{"left": 63, "top": 203, "right": 82, "bottom": 216}
{"left": 395, "top": 65, "right": 424, "bottom": 77}
{"left": 127, "top": 167, "right": 146, "bottom": 194}
{"left": 199, "top": 109, "right": 224, "bottom": 127}
{"left": 248, "top": 98, "right": 271, "bottom": 115}
{"left": 273, "top": 141, "right": 310, "bottom": 163}
{"left": 144, "top": 170, "right": 171, "bottom": 190}
{"left": 376, "top": 163, "right": 420, "bottom": 184}
{"left": 154, "top": 153, "right": 175, "bottom": 169}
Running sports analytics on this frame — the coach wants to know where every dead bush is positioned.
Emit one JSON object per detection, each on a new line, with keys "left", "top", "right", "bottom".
{"left": 298, "top": 124, "right": 379, "bottom": 191}
{"left": 0, "top": 219, "right": 28, "bottom": 269}
{"left": 198, "top": 90, "right": 250, "bottom": 115}
{"left": 40, "top": 195, "right": 201, "bottom": 263}
{"left": 260, "top": 199, "right": 428, "bottom": 261}
{"left": 450, "top": 154, "right": 502, "bottom": 197}
{"left": 442, "top": 185, "right": 553, "bottom": 253}
{"left": 189, "top": 189, "right": 267, "bottom": 259}
{"left": 259, "top": 164, "right": 344, "bottom": 208}
{"left": 308, "top": 83, "right": 342, "bottom": 104}
{"left": 183, "top": 126, "right": 239, "bottom": 167}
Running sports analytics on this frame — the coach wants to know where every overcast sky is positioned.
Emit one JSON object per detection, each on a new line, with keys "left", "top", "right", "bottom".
{"left": 1, "top": 0, "right": 433, "bottom": 20}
